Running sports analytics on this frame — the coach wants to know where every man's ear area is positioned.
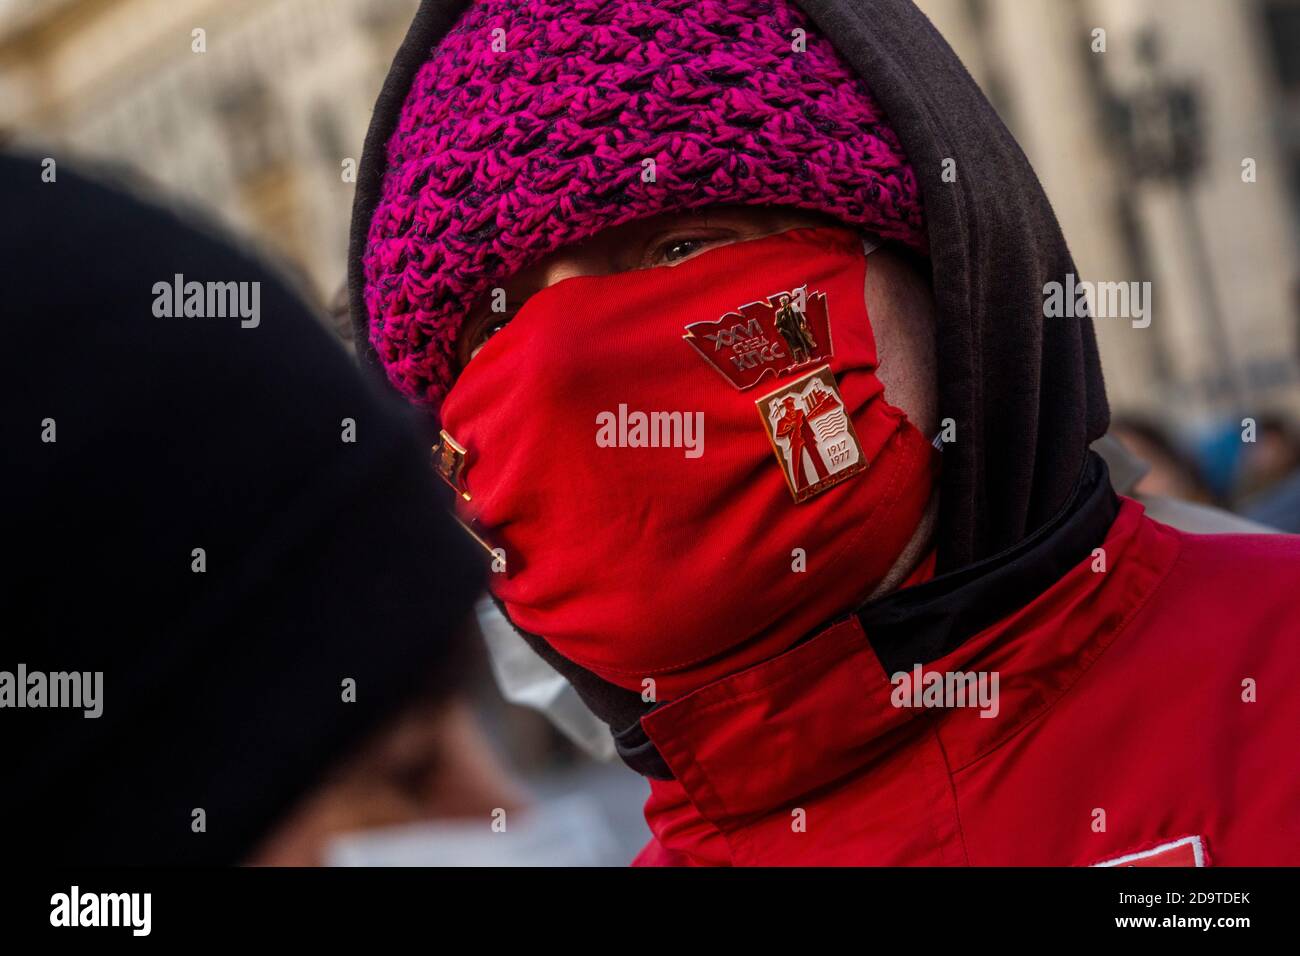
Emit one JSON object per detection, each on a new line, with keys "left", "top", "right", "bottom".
{"left": 864, "top": 243, "right": 940, "bottom": 438}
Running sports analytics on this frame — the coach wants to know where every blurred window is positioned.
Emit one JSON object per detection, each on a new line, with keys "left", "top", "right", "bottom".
{"left": 1261, "top": 2, "right": 1300, "bottom": 91}
{"left": 1260, "top": 1, "right": 1300, "bottom": 242}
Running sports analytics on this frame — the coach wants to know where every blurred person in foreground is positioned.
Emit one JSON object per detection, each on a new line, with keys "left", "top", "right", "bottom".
{"left": 0, "top": 153, "right": 524, "bottom": 865}
{"left": 348, "top": 0, "right": 1300, "bottom": 866}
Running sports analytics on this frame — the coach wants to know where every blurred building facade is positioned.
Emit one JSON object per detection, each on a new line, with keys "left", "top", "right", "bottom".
{"left": 918, "top": 0, "right": 1300, "bottom": 422}
{"left": 0, "top": 0, "right": 419, "bottom": 320}
{"left": 1, "top": 0, "right": 1297, "bottom": 423}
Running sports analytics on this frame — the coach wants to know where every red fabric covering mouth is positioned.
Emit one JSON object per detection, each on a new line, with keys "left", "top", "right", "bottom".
{"left": 440, "top": 226, "right": 938, "bottom": 698}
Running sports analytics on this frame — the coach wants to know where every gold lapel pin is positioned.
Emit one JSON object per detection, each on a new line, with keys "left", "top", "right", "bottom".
{"left": 431, "top": 430, "right": 500, "bottom": 564}
{"left": 432, "top": 429, "right": 471, "bottom": 501}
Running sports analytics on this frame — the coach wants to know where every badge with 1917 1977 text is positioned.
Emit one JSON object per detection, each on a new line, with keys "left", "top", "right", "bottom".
{"left": 755, "top": 365, "right": 866, "bottom": 503}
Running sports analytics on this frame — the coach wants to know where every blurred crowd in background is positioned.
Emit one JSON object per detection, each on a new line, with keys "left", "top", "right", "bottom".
{"left": 3, "top": 0, "right": 1298, "bottom": 862}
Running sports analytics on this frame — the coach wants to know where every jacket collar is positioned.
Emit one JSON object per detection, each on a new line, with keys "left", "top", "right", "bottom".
{"left": 640, "top": 474, "right": 1181, "bottom": 829}
{"left": 622, "top": 452, "right": 1120, "bottom": 780}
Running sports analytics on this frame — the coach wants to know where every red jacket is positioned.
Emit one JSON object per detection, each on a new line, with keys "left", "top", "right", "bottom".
{"left": 633, "top": 496, "right": 1300, "bottom": 866}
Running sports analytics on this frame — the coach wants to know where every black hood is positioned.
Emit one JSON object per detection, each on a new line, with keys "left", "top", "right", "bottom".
{"left": 348, "top": 0, "right": 1109, "bottom": 572}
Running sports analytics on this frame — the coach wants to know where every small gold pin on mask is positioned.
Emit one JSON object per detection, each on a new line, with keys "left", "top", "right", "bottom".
{"left": 432, "top": 429, "right": 471, "bottom": 501}
{"left": 432, "top": 430, "right": 500, "bottom": 564}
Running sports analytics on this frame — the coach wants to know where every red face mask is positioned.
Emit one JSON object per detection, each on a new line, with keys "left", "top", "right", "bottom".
{"left": 440, "top": 226, "right": 938, "bottom": 699}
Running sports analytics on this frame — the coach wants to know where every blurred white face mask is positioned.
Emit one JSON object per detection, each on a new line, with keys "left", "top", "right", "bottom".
{"left": 325, "top": 794, "right": 621, "bottom": 866}
{"left": 474, "top": 596, "right": 617, "bottom": 762}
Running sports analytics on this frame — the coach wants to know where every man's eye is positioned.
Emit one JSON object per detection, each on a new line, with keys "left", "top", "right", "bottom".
{"left": 469, "top": 318, "right": 512, "bottom": 360}
{"left": 660, "top": 238, "right": 706, "bottom": 264}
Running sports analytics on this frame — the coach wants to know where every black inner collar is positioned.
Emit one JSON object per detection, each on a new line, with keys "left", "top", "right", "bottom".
{"left": 857, "top": 451, "right": 1118, "bottom": 676}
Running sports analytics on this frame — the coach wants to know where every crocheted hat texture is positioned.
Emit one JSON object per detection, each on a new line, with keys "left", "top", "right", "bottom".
{"left": 363, "top": 0, "right": 926, "bottom": 415}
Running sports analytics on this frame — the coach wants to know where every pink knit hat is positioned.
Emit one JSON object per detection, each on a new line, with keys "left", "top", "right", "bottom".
{"left": 363, "top": 0, "right": 925, "bottom": 415}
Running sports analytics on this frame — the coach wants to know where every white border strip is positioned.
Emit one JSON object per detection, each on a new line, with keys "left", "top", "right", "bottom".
{"left": 1094, "top": 835, "right": 1206, "bottom": 867}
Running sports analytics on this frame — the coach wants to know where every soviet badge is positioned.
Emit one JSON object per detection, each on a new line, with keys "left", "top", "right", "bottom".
{"left": 684, "top": 285, "right": 866, "bottom": 503}
{"left": 682, "top": 285, "right": 832, "bottom": 391}
{"left": 432, "top": 429, "right": 470, "bottom": 501}
{"left": 431, "top": 430, "right": 503, "bottom": 562}
{"left": 755, "top": 365, "right": 867, "bottom": 503}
